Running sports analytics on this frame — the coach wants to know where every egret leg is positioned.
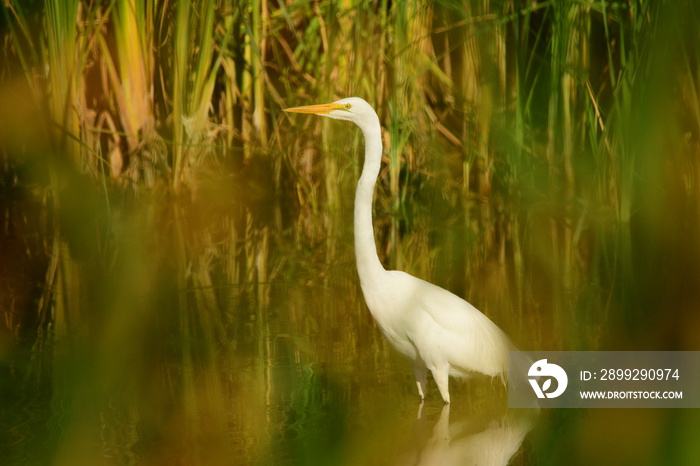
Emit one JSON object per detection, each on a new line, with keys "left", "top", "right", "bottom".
{"left": 431, "top": 367, "right": 450, "bottom": 404}
{"left": 413, "top": 364, "right": 428, "bottom": 400}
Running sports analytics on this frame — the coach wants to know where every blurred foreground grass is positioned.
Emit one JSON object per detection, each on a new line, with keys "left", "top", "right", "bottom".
{"left": 1, "top": 1, "right": 700, "bottom": 464}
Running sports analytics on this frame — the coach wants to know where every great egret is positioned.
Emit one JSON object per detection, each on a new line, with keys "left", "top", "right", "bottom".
{"left": 284, "top": 97, "right": 513, "bottom": 403}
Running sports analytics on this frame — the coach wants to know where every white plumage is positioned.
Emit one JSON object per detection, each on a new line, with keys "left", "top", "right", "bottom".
{"left": 284, "top": 97, "right": 513, "bottom": 403}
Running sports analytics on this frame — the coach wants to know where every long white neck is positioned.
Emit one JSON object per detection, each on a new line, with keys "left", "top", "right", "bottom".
{"left": 354, "top": 116, "right": 386, "bottom": 291}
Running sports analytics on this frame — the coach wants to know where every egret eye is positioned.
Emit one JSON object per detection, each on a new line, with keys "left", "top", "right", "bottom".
{"left": 344, "top": 103, "right": 352, "bottom": 110}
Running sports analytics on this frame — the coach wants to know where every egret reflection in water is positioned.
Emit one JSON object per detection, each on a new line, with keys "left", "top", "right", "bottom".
{"left": 395, "top": 404, "right": 537, "bottom": 465}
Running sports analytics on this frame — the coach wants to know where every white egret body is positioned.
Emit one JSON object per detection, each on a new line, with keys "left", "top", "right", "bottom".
{"left": 284, "top": 97, "right": 513, "bottom": 403}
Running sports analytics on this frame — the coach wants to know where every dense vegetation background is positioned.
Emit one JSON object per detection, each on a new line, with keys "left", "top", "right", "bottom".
{"left": 1, "top": 1, "right": 699, "bottom": 464}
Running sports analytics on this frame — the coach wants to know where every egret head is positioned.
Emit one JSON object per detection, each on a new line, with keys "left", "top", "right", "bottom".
{"left": 283, "top": 97, "right": 378, "bottom": 127}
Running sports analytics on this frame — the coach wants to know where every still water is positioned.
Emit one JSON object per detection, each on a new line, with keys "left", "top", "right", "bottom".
{"left": 3, "top": 258, "right": 698, "bottom": 464}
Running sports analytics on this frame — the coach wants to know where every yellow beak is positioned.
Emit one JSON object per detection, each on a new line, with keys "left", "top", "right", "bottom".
{"left": 283, "top": 102, "right": 345, "bottom": 114}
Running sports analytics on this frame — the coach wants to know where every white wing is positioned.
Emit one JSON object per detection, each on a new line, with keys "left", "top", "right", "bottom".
{"left": 374, "top": 271, "right": 513, "bottom": 379}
